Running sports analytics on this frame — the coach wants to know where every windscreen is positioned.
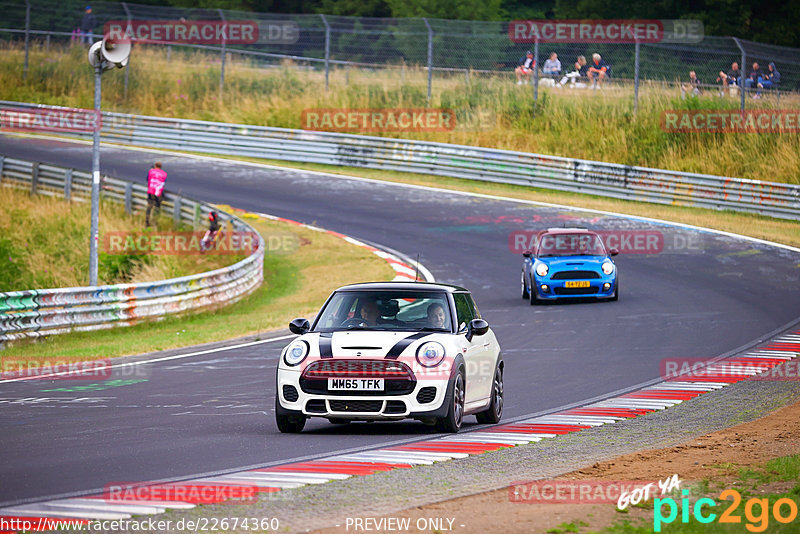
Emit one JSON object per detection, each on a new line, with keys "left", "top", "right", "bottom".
{"left": 536, "top": 233, "right": 606, "bottom": 257}
{"left": 313, "top": 291, "right": 452, "bottom": 333}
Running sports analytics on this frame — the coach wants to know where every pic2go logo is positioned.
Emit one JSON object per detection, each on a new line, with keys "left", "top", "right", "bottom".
{"left": 654, "top": 489, "right": 799, "bottom": 532}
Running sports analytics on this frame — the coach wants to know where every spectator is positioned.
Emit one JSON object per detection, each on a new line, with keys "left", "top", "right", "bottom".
{"left": 744, "top": 62, "right": 762, "bottom": 93}
{"left": 681, "top": 70, "right": 702, "bottom": 97}
{"left": 558, "top": 55, "right": 588, "bottom": 87}
{"left": 145, "top": 162, "right": 167, "bottom": 228}
{"left": 586, "top": 53, "right": 609, "bottom": 86}
{"left": 79, "top": 6, "right": 96, "bottom": 45}
{"left": 757, "top": 62, "right": 781, "bottom": 97}
{"left": 717, "top": 62, "right": 741, "bottom": 95}
{"left": 200, "top": 212, "right": 221, "bottom": 252}
{"left": 515, "top": 51, "right": 535, "bottom": 85}
{"left": 543, "top": 52, "right": 561, "bottom": 76}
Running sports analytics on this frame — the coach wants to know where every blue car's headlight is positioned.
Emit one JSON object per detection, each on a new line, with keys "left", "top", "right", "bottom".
{"left": 416, "top": 341, "right": 446, "bottom": 368}
{"left": 535, "top": 263, "right": 549, "bottom": 277}
{"left": 284, "top": 340, "right": 309, "bottom": 366}
{"left": 602, "top": 261, "right": 615, "bottom": 275}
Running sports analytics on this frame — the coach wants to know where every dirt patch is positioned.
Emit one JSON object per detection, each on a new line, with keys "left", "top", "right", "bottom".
{"left": 314, "top": 396, "right": 800, "bottom": 533}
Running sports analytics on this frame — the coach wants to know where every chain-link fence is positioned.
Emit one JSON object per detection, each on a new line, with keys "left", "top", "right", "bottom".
{"left": 2, "top": 0, "right": 799, "bottom": 112}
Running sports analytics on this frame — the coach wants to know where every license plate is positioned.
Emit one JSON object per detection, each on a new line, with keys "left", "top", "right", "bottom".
{"left": 328, "top": 378, "right": 384, "bottom": 391}
{"left": 565, "top": 281, "right": 591, "bottom": 288}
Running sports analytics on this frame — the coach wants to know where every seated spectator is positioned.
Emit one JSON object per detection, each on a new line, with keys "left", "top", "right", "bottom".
{"left": 586, "top": 53, "right": 609, "bottom": 86}
{"left": 756, "top": 62, "right": 780, "bottom": 97}
{"left": 515, "top": 51, "right": 535, "bottom": 85}
{"left": 543, "top": 52, "right": 561, "bottom": 77}
{"left": 744, "top": 62, "right": 762, "bottom": 93}
{"left": 717, "top": 62, "right": 741, "bottom": 95}
{"left": 558, "top": 55, "right": 588, "bottom": 87}
{"left": 681, "top": 70, "right": 702, "bottom": 97}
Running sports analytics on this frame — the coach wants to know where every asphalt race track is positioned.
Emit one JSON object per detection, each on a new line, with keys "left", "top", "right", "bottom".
{"left": 2, "top": 135, "right": 800, "bottom": 505}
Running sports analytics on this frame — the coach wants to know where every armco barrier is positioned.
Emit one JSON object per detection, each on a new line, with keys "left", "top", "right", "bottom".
{"left": 3, "top": 101, "right": 799, "bottom": 220}
{"left": 0, "top": 156, "right": 265, "bottom": 342}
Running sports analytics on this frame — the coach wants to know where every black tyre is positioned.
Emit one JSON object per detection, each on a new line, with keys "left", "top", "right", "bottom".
{"left": 521, "top": 271, "right": 529, "bottom": 299}
{"left": 610, "top": 280, "right": 619, "bottom": 301}
{"left": 529, "top": 277, "right": 539, "bottom": 305}
{"left": 275, "top": 398, "right": 306, "bottom": 433}
{"left": 435, "top": 372, "right": 465, "bottom": 433}
{"left": 476, "top": 365, "right": 504, "bottom": 424}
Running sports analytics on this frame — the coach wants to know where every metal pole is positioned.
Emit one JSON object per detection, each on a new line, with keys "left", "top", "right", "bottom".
{"left": 733, "top": 37, "right": 746, "bottom": 112}
{"left": 320, "top": 14, "right": 330, "bottom": 92}
{"left": 90, "top": 63, "right": 102, "bottom": 286}
{"left": 23, "top": 0, "right": 31, "bottom": 80}
{"left": 633, "top": 39, "right": 640, "bottom": 116}
{"left": 533, "top": 38, "right": 539, "bottom": 101}
{"left": 122, "top": 2, "right": 132, "bottom": 100}
{"left": 423, "top": 18, "right": 432, "bottom": 106}
{"left": 218, "top": 9, "right": 226, "bottom": 99}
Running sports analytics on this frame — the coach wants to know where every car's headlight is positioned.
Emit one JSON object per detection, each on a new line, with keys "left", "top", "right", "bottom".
{"left": 416, "top": 341, "right": 446, "bottom": 368}
{"left": 602, "top": 261, "right": 615, "bottom": 275}
{"left": 284, "top": 340, "right": 309, "bottom": 366}
{"left": 535, "top": 263, "right": 549, "bottom": 277}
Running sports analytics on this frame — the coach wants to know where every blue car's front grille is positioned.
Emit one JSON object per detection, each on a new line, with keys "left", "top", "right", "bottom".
{"left": 554, "top": 286, "right": 600, "bottom": 295}
{"left": 551, "top": 270, "right": 601, "bottom": 280}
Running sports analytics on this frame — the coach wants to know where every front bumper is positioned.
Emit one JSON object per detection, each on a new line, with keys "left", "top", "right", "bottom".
{"left": 532, "top": 275, "right": 617, "bottom": 300}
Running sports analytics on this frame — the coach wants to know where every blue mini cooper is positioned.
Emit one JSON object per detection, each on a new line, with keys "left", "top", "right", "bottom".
{"left": 521, "top": 228, "right": 619, "bottom": 304}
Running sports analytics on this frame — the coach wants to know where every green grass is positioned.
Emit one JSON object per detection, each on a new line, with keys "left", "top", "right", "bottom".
{"left": 1, "top": 215, "right": 395, "bottom": 362}
{"left": 2, "top": 42, "right": 799, "bottom": 184}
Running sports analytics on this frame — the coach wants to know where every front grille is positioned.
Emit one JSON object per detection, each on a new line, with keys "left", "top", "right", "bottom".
{"left": 384, "top": 400, "right": 406, "bottom": 414}
{"left": 329, "top": 400, "right": 383, "bottom": 413}
{"left": 554, "top": 286, "right": 600, "bottom": 295}
{"left": 305, "top": 399, "right": 326, "bottom": 413}
{"left": 282, "top": 385, "right": 299, "bottom": 402}
{"left": 416, "top": 387, "right": 437, "bottom": 404}
{"left": 551, "top": 270, "right": 600, "bottom": 280}
{"left": 300, "top": 360, "right": 416, "bottom": 396}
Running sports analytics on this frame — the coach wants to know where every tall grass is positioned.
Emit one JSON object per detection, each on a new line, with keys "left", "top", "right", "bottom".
{"left": 0, "top": 187, "right": 238, "bottom": 291}
{"left": 2, "top": 42, "right": 799, "bottom": 183}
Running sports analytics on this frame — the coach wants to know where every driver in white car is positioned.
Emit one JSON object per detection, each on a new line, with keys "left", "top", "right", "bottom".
{"left": 358, "top": 299, "right": 381, "bottom": 325}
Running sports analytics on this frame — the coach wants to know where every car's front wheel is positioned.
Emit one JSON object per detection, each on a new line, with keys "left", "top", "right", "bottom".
{"left": 610, "top": 279, "right": 619, "bottom": 301}
{"left": 521, "top": 271, "right": 529, "bottom": 299}
{"left": 529, "top": 277, "right": 539, "bottom": 306}
{"left": 275, "top": 398, "right": 306, "bottom": 433}
{"left": 476, "top": 365, "right": 503, "bottom": 424}
{"left": 436, "top": 372, "right": 465, "bottom": 433}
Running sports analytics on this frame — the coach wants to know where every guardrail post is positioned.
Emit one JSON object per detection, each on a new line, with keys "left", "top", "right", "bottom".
{"left": 0, "top": 156, "right": 4, "bottom": 183}
{"left": 633, "top": 39, "right": 640, "bottom": 116}
{"left": 23, "top": 0, "right": 31, "bottom": 80}
{"left": 423, "top": 18, "right": 433, "bottom": 106}
{"left": 733, "top": 37, "right": 746, "bottom": 112}
{"left": 173, "top": 196, "right": 181, "bottom": 228}
{"left": 465, "top": 69, "right": 469, "bottom": 84}
{"left": 218, "top": 9, "right": 226, "bottom": 100}
{"left": 320, "top": 14, "right": 330, "bottom": 92}
{"left": 124, "top": 182, "right": 132, "bottom": 214}
{"left": 64, "top": 168, "right": 73, "bottom": 201}
{"left": 30, "top": 162, "right": 39, "bottom": 195}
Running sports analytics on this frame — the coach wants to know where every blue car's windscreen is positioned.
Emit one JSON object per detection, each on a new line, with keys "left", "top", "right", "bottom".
{"left": 537, "top": 233, "right": 606, "bottom": 257}
{"left": 313, "top": 291, "right": 452, "bottom": 333}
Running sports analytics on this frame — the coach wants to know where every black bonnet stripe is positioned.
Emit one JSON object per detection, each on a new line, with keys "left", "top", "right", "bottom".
{"left": 318, "top": 333, "right": 333, "bottom": 359}
{"left": 385, "top": 332, "right": 431, "bottom": 360}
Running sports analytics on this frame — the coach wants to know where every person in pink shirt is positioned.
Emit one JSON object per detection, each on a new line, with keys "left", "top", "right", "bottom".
{"left": 145, "top": 162, "right": 167, "bottom": 227}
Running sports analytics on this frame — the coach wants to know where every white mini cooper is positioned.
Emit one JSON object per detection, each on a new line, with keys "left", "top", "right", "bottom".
{"left": 275, "top": 282, "right": 504, "bottom": 433}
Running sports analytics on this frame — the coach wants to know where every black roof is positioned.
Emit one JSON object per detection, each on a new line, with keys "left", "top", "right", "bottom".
{"left": 335, "top": 281, "right": 469, "bottom": 293}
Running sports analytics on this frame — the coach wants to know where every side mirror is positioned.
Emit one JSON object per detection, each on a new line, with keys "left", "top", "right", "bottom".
{"left": 609, "top": 248, "right": 620, "bottom": 257}
{"left": 466, "top": 318, "right": 489, "bottom": 341}
{"left": 289, "top": 318, "right": 310, "bottom": 335}
{"left": 522, "top": 250, "right": 532, "bottom": 258}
